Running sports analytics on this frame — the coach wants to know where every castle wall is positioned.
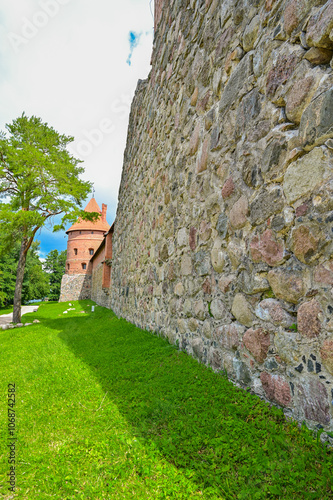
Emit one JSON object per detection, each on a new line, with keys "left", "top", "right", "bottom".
{"left": 59, "top": 274, "right": 92, "bottom": 302}
{"left": 111, "top": 0, "right": 333, "bottom": 429}
{"left": 91, "top": 263, "right": 111, "bottom": 308}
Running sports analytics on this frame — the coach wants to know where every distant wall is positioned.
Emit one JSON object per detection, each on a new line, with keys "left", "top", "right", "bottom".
{"left": 111, "top": 0, "right": 333, "bottom": 430}
{"left": 91, "top": 263, "right": 111, "bottom": 308}
{"left": 59, "top": 274, "right": 92, "bottom": 302}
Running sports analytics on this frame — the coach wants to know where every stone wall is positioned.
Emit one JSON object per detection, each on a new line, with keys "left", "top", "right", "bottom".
{"left": 91, "top": 263, "right": 111, "bottom": 308}
{"left": 59, "top": 274, "right": 92, "bottom": 302}
{"left": 111, "top": 0, "right": 333, "bottom": 430}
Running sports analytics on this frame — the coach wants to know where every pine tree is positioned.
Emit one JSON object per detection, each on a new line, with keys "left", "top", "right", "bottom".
{"left": 0, "top": 114, "right": 97, "bottom": 322}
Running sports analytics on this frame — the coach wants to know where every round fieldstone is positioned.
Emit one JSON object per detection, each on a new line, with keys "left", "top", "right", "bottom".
{"left": 320, "top": 339, "right": 333, "bottom": 375}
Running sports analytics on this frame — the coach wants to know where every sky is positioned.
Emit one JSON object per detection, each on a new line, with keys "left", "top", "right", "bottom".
{"left": 0, "top": 0, "right": 154, "bottom": 257}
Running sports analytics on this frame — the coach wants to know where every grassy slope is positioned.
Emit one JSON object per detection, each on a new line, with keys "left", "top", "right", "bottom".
{"left": 0, "top": 301, "right": 332, "bottom": 499}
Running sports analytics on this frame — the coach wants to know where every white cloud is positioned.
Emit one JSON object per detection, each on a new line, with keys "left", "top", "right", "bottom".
{"left": 0, "top": 0, "right": 154, "bottom": 254}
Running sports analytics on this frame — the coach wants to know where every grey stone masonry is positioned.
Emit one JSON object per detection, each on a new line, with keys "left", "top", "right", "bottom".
{"left": 59, "top": 274, "right": 92, "bottom": 302}
{"left": 108, "top": 0, "right": 333, "bottom": 431}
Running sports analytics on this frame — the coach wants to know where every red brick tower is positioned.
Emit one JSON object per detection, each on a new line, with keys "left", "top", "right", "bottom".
{"left": 65, "top": 197, "right": 110, "bottom": 275}
{"left": 59, "top": 197, "right": 110, "bottom": 301}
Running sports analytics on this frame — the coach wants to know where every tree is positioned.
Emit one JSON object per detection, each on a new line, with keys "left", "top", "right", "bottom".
{"left": 43, "top": 249, "right": 67, "bottom": 301}
{"left": 0, "top": 240, "right": 49, "bottom": 306}
{"left": 22, "top": 242, "right": 49, "bottom": 303}
{"left": 0, "top": 114, "right": 97, "bottom": 322}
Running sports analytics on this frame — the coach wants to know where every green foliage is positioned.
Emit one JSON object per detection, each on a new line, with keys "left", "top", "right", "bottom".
{"left": 44, "top": 249, "right": 66, "bottom": 301}
{"left": 263, "top": 289, "right": 276, "bottom": 299}
{"left": 0, "top": 114, "right": 97, "bottom": 319}
{"left": 0, "top": 240, "right": 49, "bottom": 305}
{"left": 0, "top": 114, "right": 95, "bottom": 238}
{"left": 0, "top": 301, "right": 332, "bottom": 499}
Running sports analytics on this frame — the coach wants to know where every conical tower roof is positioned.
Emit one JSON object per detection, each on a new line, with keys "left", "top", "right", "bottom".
{"left": 66, "top": 198, "right": 110, "bottom": 233}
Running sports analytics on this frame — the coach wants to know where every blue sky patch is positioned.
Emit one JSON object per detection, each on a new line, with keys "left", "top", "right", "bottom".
{"left": 126, "top": 31, "right": 142, "bottom": 66}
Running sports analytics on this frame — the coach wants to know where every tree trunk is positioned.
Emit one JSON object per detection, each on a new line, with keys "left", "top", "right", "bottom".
{"left": 13, "top": 239, "right": 28, "bottom": 323}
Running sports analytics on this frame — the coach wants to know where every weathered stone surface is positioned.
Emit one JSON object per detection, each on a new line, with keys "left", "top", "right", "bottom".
{"left": 221, "top": 177, "right": 235, "bottom": 199}
{"left": 290, "top": 225, "right": 320, "bottom": 263}
{"left": 260, "top": 372, "right": 292, "bottom": 406}
{"left": 177, "top": 227, "right": 188, "bottom": 247}
{"left": 218, "top": 275, "right": 235, "bottom": 293}
{"left": 267, "top": 269, "right": 306, "bottom": 304}
{"left": 235, "top": 89, "right": 262, "bottom": 138}
{"left": 229, "top": 195, "right": 249, "bottom": 228}
{"left": 238, "top": 271, "right": 270, "bottom": 294}
{"left": 210, "top": 299, "right": 227, "bottom": 320}
{"left": 227, "top": 239, "right": 247, "bottom": 270}
{"left": 211, "top": 238, "right": 225, "bottom": 273}
{"left": 250, "top": 187, "right": 285, "bottom": 225}
{"left": 299, "top": 90, "right": 333, "bottom": 149}
{"left": 285, "top": 76, "right": 314, "bottom": 124}
{"left": 189, "top": 318, "right": 199, "bottom": 332}
{"left": 199, "top": 220, "right": 212, "bottom": 242}
{"left": 194, "top": 300, "right": 205, "bottom": 320}
{"left": 178, "top": 318, "right": 187, "bottom": 334}
{"left": 243, "top": 15, "right": 260, "bottom": 52}
{"left": 242, "top": 160, "right": 263, "bottom": 187}
{"left": 208, "top": 347, "right": 223, "bottom": 371}
{"left": 261, "top": 137, "right": 287, "bottom": 180}
{"left": 284, "top": 0, "right": 314, "bottom": 35}
{"left": 189, "top": 124, "right": 200, "bottom": 155}
{"left": 298, "top": 379, "right": 330, "bottom": 424}
{"left": 220, "top": 54, "right": 253, "bottom": 115}
{"left": 297, "top": 299, "right": 322, "bottom": 338}
{"left": 160, "top": 244, "right": 169, "bottom": 261}
{"left": 274, "top": 330, "right": 300, "bottom": 363}
{"left": 197, "top": 136, "right": 210, "bottom": 173}
{"left": 283, "top": 148, "right": 326, "bottom": 203}
{"left": 189, "top": 227, "right": 197, "bottom": 251}
{"left": 250, "top": 230, "right": 285, "bottom": 266}
{"left": 60, "top": 274, "right": 92, "bottom": 302}
{"left": 232, "top": 294, "right": 254, "bottom": 326}
{"left": 233, "top": 358, "right": 252, "bottom": 385}
{"left": 243, "top": 328, "right": 270, "bottom": 363}
{"left": 174, "top": 282, "right": 184, "bottom": 296}
{"left": 306, "top": 0, "right": 333, "bottom": 49}
{"left": 266, "top": 50, "right": 301, "bottom": 98}
{"left": 214, "top": 324, "right": 240, "bottom": 350}
{"left": 320, "top": 338, "right": 333, "bottom": 374}
{"left": 202, "top": 319, "right": 211, "bottom": 338}
{"left": 110, "top": 0, "right": 333, "bottom": 431}
{"left": 314, "top": 260, "right": 333, "bottom": 285}
{"left": 194, "top": 251, "right": 211, "bottom": 276}
{"left": 304, "top": 47, "right": 333, "bottom": 64}
{"left": 192, "top": 338, "right": 204, "bottom": 361}
{"left": 181, "top": 253, "right": 192, "bottom": 276}
{"left": 216, "top": 213, "right": 228, "bottom": 238}
{"left": 255, "top": 299, "right": 294, "bottom": 328}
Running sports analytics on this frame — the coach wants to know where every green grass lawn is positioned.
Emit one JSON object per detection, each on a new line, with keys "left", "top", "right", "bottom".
{"left": 0, "top": 301, "right": 332, "bottom": 499}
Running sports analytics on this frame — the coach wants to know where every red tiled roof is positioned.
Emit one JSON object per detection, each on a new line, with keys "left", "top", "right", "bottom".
{"left": 66, "top": 198, "right": 110, "bottom": 233}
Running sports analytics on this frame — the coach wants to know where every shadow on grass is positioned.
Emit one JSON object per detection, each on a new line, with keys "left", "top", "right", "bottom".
{"left": 35, "top": 303, "right": 333, "bottom": 499}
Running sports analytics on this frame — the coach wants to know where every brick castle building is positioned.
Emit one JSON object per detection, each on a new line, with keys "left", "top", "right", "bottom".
{"left": 59, "top": 197, "right": 113, "bottom": 302}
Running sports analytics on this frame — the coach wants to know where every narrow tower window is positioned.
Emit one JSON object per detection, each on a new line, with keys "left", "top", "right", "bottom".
{"left": 82, "top": 263, "right": 87, "bottom": 270}
{"left": 89, "top": 248, "right": 94, "bottom": 256}
{"left": 67, "top": 264, "right": 70, "bottom": 270}
{"left": 74, "top": 248, "right": 78, "bottom": 255}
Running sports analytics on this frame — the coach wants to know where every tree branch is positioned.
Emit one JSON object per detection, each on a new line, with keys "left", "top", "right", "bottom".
{"left": 25, "top": 226, "right": 41, "bottom": 254}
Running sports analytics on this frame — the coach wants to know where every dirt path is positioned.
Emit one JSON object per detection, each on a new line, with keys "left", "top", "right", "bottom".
{"left": 0, "top": 305, "right": 39, "bottom": 326}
